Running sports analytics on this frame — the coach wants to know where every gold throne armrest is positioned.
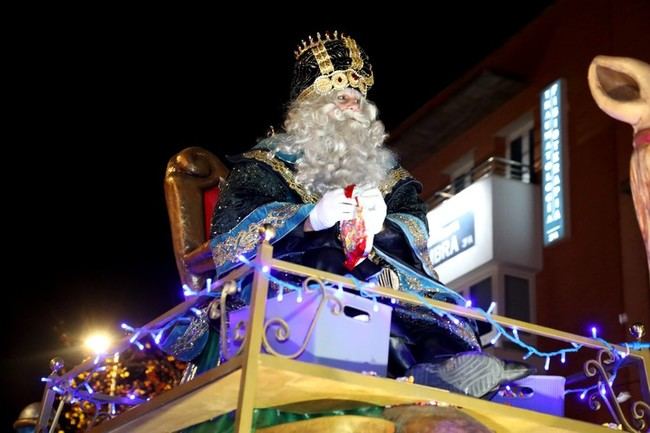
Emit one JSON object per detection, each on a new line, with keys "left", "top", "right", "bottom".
{"left": 164, "top": 146, "right": 229, "bottom": 292}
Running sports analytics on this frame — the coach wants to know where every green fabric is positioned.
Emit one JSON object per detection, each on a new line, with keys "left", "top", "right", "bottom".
{"left": 180, "top": 406, "right": 385, "bottom": 433}
{"left": 194, "top": 330, "right": 221, "bottom": 376}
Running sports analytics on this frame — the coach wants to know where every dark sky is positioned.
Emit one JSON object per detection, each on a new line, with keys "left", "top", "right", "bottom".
{"left": 5, "top": 4, "right": 554, "bottom": 429}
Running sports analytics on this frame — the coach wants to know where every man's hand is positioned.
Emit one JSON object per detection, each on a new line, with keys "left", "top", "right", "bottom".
{"left": 358, "top": 187, "right": 387, "bottom": 235}
{"left": 308, "top": 188, "right": 356, "bottom": 231}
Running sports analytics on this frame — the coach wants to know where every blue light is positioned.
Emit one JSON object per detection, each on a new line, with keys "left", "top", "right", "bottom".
{"left": 183, "top": 284, "right": 196, "bottom": 297}
{"left": 121, "top": 323, "right": 135, "bottom": 332}
{"left": 540, "top": 79, "right": 566, "bottom": 245}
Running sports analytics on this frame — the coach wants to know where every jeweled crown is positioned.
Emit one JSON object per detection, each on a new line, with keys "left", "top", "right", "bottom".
{"left": 290, "top": 31, "right": 374, "bottom": 101}
{"left": 294, "top": 31, "right": 341, "bottom": 59}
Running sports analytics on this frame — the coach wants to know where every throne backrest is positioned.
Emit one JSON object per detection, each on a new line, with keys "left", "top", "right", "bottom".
{"left": 164, "top": 147, "right": 229, "bottom": 292}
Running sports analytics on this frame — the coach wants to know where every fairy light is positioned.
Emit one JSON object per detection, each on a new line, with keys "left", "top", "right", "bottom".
{"left": 46, "top": 253, "right": 645, "bottom": 416}
{"left": 183, "top": 284, "right": 196, "bottom": 297}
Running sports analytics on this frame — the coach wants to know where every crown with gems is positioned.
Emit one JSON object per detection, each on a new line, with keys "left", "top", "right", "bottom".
{"left": 289, "top": 31, "right": 374, "bottom": 101}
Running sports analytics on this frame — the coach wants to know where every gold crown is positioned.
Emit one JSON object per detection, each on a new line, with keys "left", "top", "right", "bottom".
{"left": 294, "top": 31, "right": 343, "bottom": 59}
{"left": 290, "top": 31, "right": 374, "bottom": 101}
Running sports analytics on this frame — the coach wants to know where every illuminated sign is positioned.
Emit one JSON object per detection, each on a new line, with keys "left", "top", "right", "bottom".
{"left": 540, "top": 79, "right": 566, "bottom": 245}
{"left": 430, "top": 212, "right": 475, "bottom": 267}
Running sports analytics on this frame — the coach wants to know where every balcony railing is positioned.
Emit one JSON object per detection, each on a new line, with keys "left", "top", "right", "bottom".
{"left": 428, "top": 157, "right": 533, "bottom": 208}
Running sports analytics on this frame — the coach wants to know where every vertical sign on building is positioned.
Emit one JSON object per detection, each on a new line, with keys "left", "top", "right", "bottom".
{"left": 540, "top": 79, "right": 566, "bottom": 245}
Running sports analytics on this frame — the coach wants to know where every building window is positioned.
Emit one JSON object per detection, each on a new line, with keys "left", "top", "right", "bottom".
{"left": 444, "top": 151, "right": 475, "bottom": 194}
{"left": 506, "top": 123, "right": 534, "bottom": 183}
{"left": 504, "top": 274, "right": 531, "bottom": 322}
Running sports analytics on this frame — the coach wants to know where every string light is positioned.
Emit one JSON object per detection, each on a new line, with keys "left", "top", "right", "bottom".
{"left": 183, "top": 284, "right": 196, "bottom": 297}
{"left": 45, "top": 255, "right": 649, "bottom": 416}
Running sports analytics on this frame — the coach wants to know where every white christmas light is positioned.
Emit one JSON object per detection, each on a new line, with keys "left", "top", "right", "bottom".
{"left": 544, "top": 356, "right": 550, "bottom": 371}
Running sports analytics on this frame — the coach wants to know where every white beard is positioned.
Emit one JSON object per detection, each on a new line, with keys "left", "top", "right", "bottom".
{"left": 279, "top": 93, "right": 395, "bottom": 196}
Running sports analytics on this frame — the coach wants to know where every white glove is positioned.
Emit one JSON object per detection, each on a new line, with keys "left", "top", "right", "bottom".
{"left": 309, "top": 188, "right": 356, "bottom": 231}
{"left": 357, "top": 187, "right": 387, "bottom": 235}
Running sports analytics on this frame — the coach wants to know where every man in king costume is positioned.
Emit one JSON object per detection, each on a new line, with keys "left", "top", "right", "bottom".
{"left": 208, "top": 31, "right": 482, "bottom": 377}
{"left": 160, "top": 35, "right": 533, "bottom": 432}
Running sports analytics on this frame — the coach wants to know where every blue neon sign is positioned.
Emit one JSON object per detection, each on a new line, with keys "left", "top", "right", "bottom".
{"left": 540, "top": 79, "right": 566, "bottom": 245}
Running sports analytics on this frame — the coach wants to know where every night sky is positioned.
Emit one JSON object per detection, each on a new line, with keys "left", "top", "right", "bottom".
{"left": 5, "top": 4, "right": 554, "bottom": 429}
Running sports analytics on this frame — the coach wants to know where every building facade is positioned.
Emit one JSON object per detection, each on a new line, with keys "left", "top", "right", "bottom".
{"left": 390, "top": 0, "right": 649, "bottom": 422}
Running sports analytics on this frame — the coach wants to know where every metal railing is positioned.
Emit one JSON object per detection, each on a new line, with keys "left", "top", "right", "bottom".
{"left": 428, "top": 157, "right": 533, "bottom": 208}
{"left": 35, "top": 234, "right": 650, "bottom": 433}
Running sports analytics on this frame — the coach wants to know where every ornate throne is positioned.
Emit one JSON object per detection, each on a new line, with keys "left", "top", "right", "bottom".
{"left": 164, "top": 146, "right": 229, "bottom": 292}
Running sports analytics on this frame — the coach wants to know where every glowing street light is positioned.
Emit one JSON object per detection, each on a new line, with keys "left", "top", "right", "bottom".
{"left": 83, "top": 332, "right": 112, "bottom": 355}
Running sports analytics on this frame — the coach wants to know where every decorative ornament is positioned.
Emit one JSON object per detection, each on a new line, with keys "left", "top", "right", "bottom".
{"left": 628, "top": 322, "right": 645, "bottom": 341}
{"left": 339, "top": 185, "right": 370, "bottom": 270}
